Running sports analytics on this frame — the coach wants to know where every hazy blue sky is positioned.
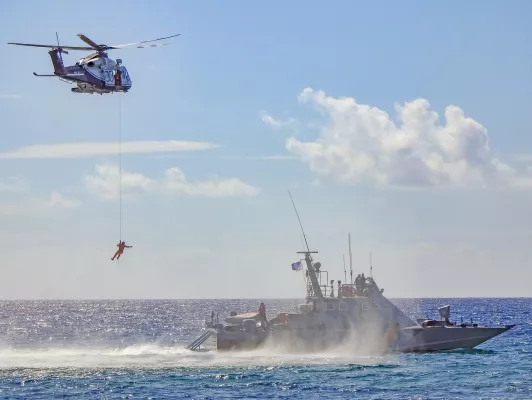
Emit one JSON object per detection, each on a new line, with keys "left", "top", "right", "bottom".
{"left": 1, "top": 1, "right": 532, "bottom": 299}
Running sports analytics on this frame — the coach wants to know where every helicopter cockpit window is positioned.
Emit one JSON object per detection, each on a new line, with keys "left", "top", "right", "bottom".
{"left": 87, "top": 62, "right": 94, "bottom": 67}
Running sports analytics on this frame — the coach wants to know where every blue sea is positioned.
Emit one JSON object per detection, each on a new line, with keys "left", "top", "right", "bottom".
{"left": 0, "top": 298, "right": 530, "bottom": 399}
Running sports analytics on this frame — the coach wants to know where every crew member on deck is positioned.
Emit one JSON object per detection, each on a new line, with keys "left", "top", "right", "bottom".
{"left": 355, "top": 274, "right": 363, "bottom": 295}
{"left": 258, "top": 302, "right": 266, "bottom": 319}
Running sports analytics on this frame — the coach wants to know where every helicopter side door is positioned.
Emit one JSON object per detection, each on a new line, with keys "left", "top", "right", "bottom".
{"left": 101, "top": 69, "right": 114, "bottom": 86}
{"left": 118, "top": 66, "right": 131, "bottom": 86}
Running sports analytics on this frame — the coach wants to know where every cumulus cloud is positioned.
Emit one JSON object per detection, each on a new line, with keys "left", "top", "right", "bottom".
{"left": 0, "top": 177, "right": 28, "bottom": 193}
{"left": 84, "top": 164, "right": 153, "bottom": 200}
{"left": 0, "top": 191, "right": 81, "bottom": 217}
{"left": 0, "top": 176, "right": 81, "bottom": 216}
{"left": 263, "top": 87, "right": 526, "bottom": 189}
{"left": 84, "top": 164, "right": 260, "bottom": 200}
{"left": 513, "top": 154, "right": 532, "bottom": 163}
{"left": 260, "top": 112, "right": 296, "bottom": 130}
{"left": 145, "top": 154, "right": 297, "bottom": 161}
{"left": 162, "top": 168, "right": 260, "bottom": 197}
{"left": 0, "top": 140, "right": 219, "bottom": 159}
{"left": 45, "top": 191, "right": 82, "bottom": 209}
{"left": 246, "top": 155, "right": 298, "bottom": 160}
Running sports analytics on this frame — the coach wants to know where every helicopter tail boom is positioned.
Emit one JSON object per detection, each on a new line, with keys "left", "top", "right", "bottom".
{"left": 48, "top": 48, "right": 66, "bottom": 75}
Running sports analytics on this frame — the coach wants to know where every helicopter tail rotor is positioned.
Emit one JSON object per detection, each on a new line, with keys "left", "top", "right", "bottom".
{"left": 55, "top": 32, "right": 68, "bottom": 57}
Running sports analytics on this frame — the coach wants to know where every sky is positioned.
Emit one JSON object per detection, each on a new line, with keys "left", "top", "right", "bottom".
{"left": 1, "top": 0, "right": 532, "bottom": 300}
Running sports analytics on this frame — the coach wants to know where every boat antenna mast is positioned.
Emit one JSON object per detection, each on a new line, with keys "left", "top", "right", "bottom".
{"left": 343, "top": 254, "right": 347, "bottom": 284}
{"left": 288, "top": 190, "right": 324, "bottom": 299}
{"left": 370, "top": 252, "right": 373, "bottom": 278}
{"left": 348, "top": 232, "right": 353, "bottom": 284}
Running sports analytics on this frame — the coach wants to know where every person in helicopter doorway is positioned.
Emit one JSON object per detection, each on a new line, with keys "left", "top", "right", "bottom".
{"left": 114, "top": 68, "right": 122, "bottom": 87}
{"left": 111, "top": 241, "right": 132, "bottom": 261}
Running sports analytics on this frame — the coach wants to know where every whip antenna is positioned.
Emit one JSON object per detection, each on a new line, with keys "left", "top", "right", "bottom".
{"left": 288, "top": 190, "right": 310, "bottom": 253}
{"left": 349, "top": 232, "right": 353, "bottom": 284}
{"left": 343, "top": 254, "right": 347, "bottom": 283}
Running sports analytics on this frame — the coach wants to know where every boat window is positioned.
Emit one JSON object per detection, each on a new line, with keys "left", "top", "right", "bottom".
{"left": 361, "top": 302, "right": 370, "bottom": 311}
{"left": 326, "top": 303, "right": 335, "bottom": 311}
{"left": 339, "top": 302, "right": 347, "bottom": 310}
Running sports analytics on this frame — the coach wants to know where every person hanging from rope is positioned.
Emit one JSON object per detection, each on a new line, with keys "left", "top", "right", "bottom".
{"left": 111, "top": 240, "right": 132, "bottom": 261}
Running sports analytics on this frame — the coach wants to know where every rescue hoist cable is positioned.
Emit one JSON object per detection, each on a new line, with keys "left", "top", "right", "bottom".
{"left": 118, "top": 92, "right": 123, "bottom": 243}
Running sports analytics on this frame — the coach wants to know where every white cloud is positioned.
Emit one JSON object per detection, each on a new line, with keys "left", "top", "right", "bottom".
{"left": 145, "top": 154, "right": 297, "bottom": 161}
{"left": 246, "top": 155, "right": 298, "bottom": 160}
{"left": 260, "top": 112, "right": 296, "bottom": 130}
{"left": 84, "top": 164, "right": 260, "bottom": 200}
{"left": 162, "top": 168, "right": 260, "bottom": 197}
{"left": 507, "top": 177, "right": 532, "bottom": 189}
{"left": 0, "top": 177, "right": 28, "bottom": 193}
{"left": 0, "top": 191, "right": 81, "bottom": 216}
{"left": 84, "top": 165, "right": 155, "bottom": 200}
{"left": 0, "top": 140, "right": 219, "bottom": 159}
{"left": 0, "top": 94, "right": 21, "bottom": 100}
{"left": 513, "top": 154, "right": 532, "bottom": 162}
{"left": 45, "top": 191, "right": 82, "bottom": 209}
{"left": 266, "top": 87, "right": 525, "bottom": 189}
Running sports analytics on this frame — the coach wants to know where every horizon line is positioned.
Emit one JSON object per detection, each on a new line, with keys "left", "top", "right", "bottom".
{"left": 0, "top": 296, "right": 530, "bottom": 301}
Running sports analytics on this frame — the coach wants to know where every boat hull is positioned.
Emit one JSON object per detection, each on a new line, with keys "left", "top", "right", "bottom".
{"left": 393, "top": 325, "right": 515, "bottom": 352}
{"left": 207, "top": 324, "right": 515, "bottom": 354}
{"left": 217, "top": 335, "right": 268, "bottom": 351}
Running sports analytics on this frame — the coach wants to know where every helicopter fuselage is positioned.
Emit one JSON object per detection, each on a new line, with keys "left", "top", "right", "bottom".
{"left": 9, "top": 32, "right": 179, "bottom": 94}
{"left": 48, "top": 48, "right": 132, "bottom": 94}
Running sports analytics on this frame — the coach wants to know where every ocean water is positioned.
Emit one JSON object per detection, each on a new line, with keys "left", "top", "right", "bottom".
{"left": 0, "top": 298, "right": 530, "bottom": 399}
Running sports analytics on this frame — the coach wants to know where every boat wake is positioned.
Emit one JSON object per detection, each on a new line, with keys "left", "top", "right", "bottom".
{"left": 0, "top": 342, "right": 398, "bottom": 369}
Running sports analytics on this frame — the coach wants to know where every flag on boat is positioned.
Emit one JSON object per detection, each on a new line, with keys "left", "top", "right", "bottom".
{"left": 291, "top": 261, "right": 302, "bottom": 271}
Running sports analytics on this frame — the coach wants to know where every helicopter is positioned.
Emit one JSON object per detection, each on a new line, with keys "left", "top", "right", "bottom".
{"left": 7, "top": 33, "right": 180, "bottom": 94}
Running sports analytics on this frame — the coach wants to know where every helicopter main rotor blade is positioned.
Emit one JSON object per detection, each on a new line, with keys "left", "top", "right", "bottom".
{"left": 76, "top": 34, "right": 101, "bottom": 50}
{"left": 8, "top": 42, "right": 93, "bottom": 50}
{"left": 9, "top": 33, "right": 180, "bottom": 52}
{"left": 110, "top": 34, "right": 181, "bottom": 49}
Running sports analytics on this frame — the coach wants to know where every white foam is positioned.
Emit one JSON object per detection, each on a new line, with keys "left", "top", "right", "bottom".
{"left": 0, "top": 343, "right": 398, "bottom": 369}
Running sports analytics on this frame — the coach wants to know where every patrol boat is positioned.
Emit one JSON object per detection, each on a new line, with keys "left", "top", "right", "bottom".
{"left": 186, "top": 245, "right": 514, "bottom": 353}
{"left": 186, "top": 195, "right": 514, "bottom": 353}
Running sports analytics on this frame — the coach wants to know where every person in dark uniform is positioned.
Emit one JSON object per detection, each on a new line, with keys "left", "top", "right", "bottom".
{"left": 258, "top": 302, "right": 266, "bottom": 318}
